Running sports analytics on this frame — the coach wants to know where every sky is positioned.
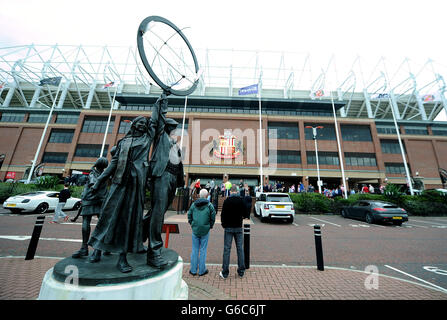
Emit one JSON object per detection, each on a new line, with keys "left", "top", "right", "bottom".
{"left": 1, "top": 0, "right": 446, "bottom": 120}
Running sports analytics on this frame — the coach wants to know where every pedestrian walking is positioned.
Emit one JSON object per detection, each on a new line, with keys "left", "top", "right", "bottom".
{"left": 219, "top": 185, "right": 249, "bottom": 279}
{"left": 50, "top": 183, "right": 71, "bottom": 224}
{"left": 187, "top": 189, "right": 216, "bottom": 276}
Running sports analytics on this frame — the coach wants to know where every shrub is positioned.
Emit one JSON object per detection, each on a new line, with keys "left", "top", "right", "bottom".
{"left": 35, "top": 175, "right": 60, "bottom": 189}
{"left": 289, "top": 193, "right": 332, "bottom": 214}
{"left": 0, "top": 182, "right": 38, "bottom": 202}
{"left": 402, "top": 200, "right": 447, "bottom": 216}
{"left": 331, "top": 197, "right": 351, "bottom": 214}
{"left": 383, "top": 183, "right": 405, "bottom": 206}
{"left": 287, "top": 185, "right": 447, "bottom": 216}
{"left": 69, "top": 186, "right": 84, "bottom": 199}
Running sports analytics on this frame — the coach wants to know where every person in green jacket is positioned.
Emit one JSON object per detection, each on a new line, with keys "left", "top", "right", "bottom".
{"left": 187, "top": 188, "right": 216, "bottom": 276}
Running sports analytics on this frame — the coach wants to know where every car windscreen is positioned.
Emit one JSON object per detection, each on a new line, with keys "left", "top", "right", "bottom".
{"left": 20, "top": 192, "right": 45, "bottom": 196}
{"left": 266, "top": 195, "right": 291, "bottom": 202}
{"left": 374, "top": 202, "right": 398, "bottom": 208}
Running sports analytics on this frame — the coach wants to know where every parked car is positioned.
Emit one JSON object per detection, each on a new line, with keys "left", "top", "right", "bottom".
{"left": 3, "top": 191, "right": 81, "bottom": 214}
{"left": 341, "top": 200, "right": 408, "bottom": 226}
{"left": 254, "top": 192, "right": 295, "bottom": 223}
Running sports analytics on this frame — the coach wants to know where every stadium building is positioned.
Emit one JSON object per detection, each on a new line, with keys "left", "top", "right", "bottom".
{"left": 1, "top": 45, "right": 447, "bottom": 191}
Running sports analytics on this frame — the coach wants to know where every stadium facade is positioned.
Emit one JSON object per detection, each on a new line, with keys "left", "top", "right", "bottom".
{"left": 0, "top": 45, "right": 447, "bottom": 191}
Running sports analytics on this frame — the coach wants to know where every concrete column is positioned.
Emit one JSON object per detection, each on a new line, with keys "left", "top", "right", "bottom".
{"left": 439, "top": 91, "right": 447, "bottom": 120}
{"left": 29, "top": 86, "right": 42, "bottom": 108}
{"left": 113, "top": 82, "right": 124, "bottom": 110}
{"left": 362, "top": 89, "right": 374, "bottom": 118}
{"left": 414, "top": 90, "right": 428, "bottom": 120}
{"left": 2, "top": 83, "right": 16, "bottom": 107}
{"left": 337, "top": 88, "right": 347, "bottom": 117}
{"left": 389, "top": 91, "right": 402, "bottom": 120}
{"left": 56, "top": 81, "right": 71, "bottom": 109}
{"left": 84, "top": 82, "right": 97, "bottom": 109}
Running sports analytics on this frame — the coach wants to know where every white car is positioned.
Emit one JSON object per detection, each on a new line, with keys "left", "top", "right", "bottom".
{"left": 254, "top": 192, "right": 295, "bottom": 223}
{"left": 3, "top": 191, "right": 81, "bottom": 214}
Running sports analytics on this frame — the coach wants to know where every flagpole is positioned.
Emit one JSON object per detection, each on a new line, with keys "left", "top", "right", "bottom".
{"left": 388, "top": 90, "right": 414, "bottom": 195}
{"left": 330, "top": 90, "right": 348, "bottom": 199}
{"left": 27, "top": 80, "right": 63, "bottom": 184}
{"left": 100, "top": 84, "right": 118, "bottom": 158}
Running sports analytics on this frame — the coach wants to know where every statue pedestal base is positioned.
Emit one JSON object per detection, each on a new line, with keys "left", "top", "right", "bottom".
{"left": 38, "top": 249, "right": 188, "bottom": 300}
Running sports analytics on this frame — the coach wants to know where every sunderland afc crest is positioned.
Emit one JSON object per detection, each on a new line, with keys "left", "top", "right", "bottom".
{"left": 210, "top": 130, "right": 243, "bottom": 159}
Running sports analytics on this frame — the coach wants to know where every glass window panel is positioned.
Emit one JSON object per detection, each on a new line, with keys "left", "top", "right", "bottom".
{"left": 27, "top": 113, "right": 48, "bottom": 123}
{"left": 268, "top": 122, "right": 299, "bottom": 140}
{"left": 306, "top": 151, "right": 339, "bottom": 165}
{"left": 341, "top": 125, "right": 372, "bottom": 141}
{"left": 75, "top": 144, "right": 108, "bottom": 158}
{"left": 344, "top": 152, "right": 377, "bottom": 167}
{"left": 48, "top": 129, "right": 74, "bottom": 143}
{"left": 304, "top": 124, "right": 336, "bottom": 140}
{"left": 55, "top": 114, "right": 79, "bottom": 124}
{"left": 82, "top": 116, "right": 115, "bottom": 133}
{"left": 0, "top": 112, "right": 25, "bottom": 122}
{"left": 269, "top": 150, "right": 301, "bottom": 164}
{"left": 42, "top": 152, "right": 68, "bottom": 163}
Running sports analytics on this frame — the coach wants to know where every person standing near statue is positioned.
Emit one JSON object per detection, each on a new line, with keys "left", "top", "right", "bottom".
{"left": 71, "top": 157, "right": 108, "bottom": 259}
{"left": 187, "top": 188, "right": 216, "bottom": 276}
{"left": 144, "top": 92, "right": 185, "bottom": 269}
{"left": 88, "top": 94, "right": 166, "bottom": 273}
{"left": 219, "top": 185, "right": 249, "bottom": 279}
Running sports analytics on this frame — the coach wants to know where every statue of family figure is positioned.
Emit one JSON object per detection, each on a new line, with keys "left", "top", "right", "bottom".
{"left": 86, "top": 91, "right": 184, "bottom": 273}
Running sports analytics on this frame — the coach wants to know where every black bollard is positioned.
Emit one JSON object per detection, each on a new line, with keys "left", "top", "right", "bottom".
{"left": 25, "top": 215, "right": 46, "bottom": 260}
{"left": 243, "top": 223, "right": 250, "bottom": 269}
{"left": 313, "top": 225, "right": 324, "bottom": 271}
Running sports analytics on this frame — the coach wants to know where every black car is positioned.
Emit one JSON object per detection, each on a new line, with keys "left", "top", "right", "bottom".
{"left": 341, "top": 200, "right": 408, "bottom": 226}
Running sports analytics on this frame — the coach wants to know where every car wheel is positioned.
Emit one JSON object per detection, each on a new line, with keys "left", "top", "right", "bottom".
{"left": 341, "top": 209, "right": 347, "bottom": 218}
{"left": 287, "top": 217, "right": 294, "bottom": 224}
{"left": 34, "top": 202, "right": 49, "bottom": 214}
{"left": 365, "top": 213, "right": 374, "bottom": 224}
{"left": 73, "top": 201, "right": 81, "bottom": 210}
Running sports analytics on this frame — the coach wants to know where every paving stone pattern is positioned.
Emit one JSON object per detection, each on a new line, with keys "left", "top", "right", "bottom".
{"left": 0, "top": 258, "right": 446, "bottom": 300}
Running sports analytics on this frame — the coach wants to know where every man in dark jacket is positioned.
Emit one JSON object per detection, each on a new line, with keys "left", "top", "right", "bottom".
{"left": 219, "top": 185, "right": 249, "bottom": 279}
{"left": 187, "top": 189, "right": 216, "bottom": 276}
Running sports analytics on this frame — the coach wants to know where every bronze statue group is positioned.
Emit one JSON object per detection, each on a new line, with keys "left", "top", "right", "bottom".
{"left": 71, "top": 92, "right": 184, "bottom": 273}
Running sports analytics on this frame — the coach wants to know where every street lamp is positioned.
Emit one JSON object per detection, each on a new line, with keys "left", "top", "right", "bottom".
{"left": 305, "top": 125, "right": 324, "bottom": 193}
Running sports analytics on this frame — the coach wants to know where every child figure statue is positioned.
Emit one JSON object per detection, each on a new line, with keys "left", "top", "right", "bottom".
{"left": 71, "top": 157, "right": 109, "bottom": 259}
